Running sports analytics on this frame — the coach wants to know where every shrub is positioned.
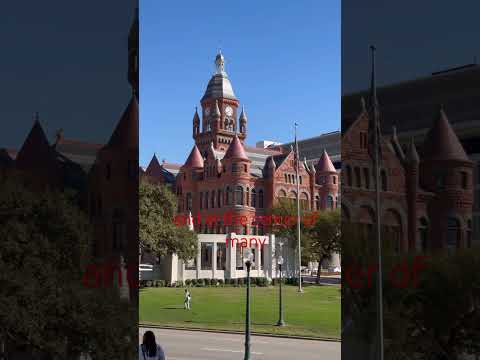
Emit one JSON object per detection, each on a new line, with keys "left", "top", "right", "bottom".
{"left": 145, "top": 280, "right": 153, "bottom": 287}
{"left": 218, "top": 279, "right": 224, "bottom": 286}
{"left": 229, "top": 279, "right": 236, "bottom": 286}
{"left": 256, "top": 277, "right": 268, "bottom": 287}
{"left": 175, "top": 280, "right": 184, "bottom": 288}
{"left": 185, "top": 279, "right": 191, "bottom": 286}
{"left": 233, "top": 279, "right": 239, "bottom": 287}
{"left": 196, "top": 279, "right": 205, "bottom": 287}
{"left": 238, "top": 278, "right": 245, "bottom": 286}
{"left": 191, "top": 279, "right": 197, "bottom": 286}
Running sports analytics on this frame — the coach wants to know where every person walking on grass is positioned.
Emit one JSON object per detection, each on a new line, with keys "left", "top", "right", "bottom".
{"left": 139, "top": 330, "right": 166, "bottom": 360}
{"left": 184, "top": 288, "right": 191, "bottom": 310}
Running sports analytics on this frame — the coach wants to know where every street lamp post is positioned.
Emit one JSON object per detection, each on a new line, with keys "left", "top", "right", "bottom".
{"left": 244, "top": 249, "right": 253, "bottom": 360}
{"left": 276, "top": 255, "right": 285, "bottom": 327}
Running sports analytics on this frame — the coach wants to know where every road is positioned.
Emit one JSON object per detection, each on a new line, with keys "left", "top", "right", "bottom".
{"left": 139, "top": 327, "right": 340, "bottom": 360}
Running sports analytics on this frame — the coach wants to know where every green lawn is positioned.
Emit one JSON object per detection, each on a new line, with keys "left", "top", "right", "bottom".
{"left": 140, "top": 285, "right": 340, "bottom": 339}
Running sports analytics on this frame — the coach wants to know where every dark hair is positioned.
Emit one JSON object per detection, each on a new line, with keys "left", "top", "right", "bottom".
{"left": 142, "top": 330, "right": 157, "bottom": 357}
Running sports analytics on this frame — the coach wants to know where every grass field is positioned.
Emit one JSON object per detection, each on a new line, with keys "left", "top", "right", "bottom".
{"left": 139, "top": 285, "right": 340, "bottom": 339}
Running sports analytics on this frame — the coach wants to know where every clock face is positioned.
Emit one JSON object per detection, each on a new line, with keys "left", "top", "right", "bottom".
{"left": 205, "top": 107, "right": 210, "bottom": 116}
{"left": 225, "top": 106, "right": 233, "bottom": 117}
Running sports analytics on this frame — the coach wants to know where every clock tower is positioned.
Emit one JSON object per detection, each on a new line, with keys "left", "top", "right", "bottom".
{"left": 193, "top": 51, "right": 247, "bottom": 156}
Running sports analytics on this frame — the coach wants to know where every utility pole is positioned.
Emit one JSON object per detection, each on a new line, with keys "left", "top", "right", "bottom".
{"left": 294, "top": 122, "right": 303, "bottom": 293}
{"left": 369, "top": 45, "right": 384, "bottom": 360}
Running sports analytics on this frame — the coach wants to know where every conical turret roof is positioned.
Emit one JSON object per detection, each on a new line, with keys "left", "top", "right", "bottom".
{"left": 224, "top": 134, "right": 248, "bottom": 160}
{"left": 193, "top": 107, "right": 200, "bottom": 124}
{"left": 316, "top": 150, "right": 336, "bottom": 172}
{"left": 184, "top": 145, "right": 204, "bottom": 168}
{"left": 421, "top": 106, "right": 469, "bottom": 162}
{"left": 213, "top": 100, "right": 221, "bottom": 117}
{"left": 239, "top": 106, "right": 247, "bottom": 123}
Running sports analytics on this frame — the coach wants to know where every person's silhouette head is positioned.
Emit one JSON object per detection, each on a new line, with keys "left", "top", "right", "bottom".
{"left": 142, "top": 330, "right": 157, "bottom": 357}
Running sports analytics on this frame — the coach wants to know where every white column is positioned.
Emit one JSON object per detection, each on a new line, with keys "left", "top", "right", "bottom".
{"left": 212, "top": 241, "right": 217, "bottom": 279}
{"left": 196, "top": 240, "right": 201, "bottom": 280}
{"left": 171, "top": 254, "right": 178, "bottom": 284}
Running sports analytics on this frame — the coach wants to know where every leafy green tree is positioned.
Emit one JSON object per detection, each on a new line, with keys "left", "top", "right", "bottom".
{"left": 0, "top": 176, "right": 137, "bottom": 359}
{"left": 269, "top": 198, "right": 311, "bottom": 264}
{"left": 305, "top": 208, "right": 341, "bottom": 284}
{"left": 139, "top": 179, "right": 197, "bottom": 261}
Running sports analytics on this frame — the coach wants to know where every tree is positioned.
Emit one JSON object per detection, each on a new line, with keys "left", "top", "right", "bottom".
{"left": 0, "top": 176, "right": 137, "bottom": 359}
{"left": 305, "top": 208, "right": 341, "bottom": 284}
{"left": 139, "top": 179, "right": 197, "bottom": 261}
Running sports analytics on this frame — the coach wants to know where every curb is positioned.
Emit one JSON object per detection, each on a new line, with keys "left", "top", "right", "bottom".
{"left": 139, "top": 323, "right": 341, "bottom": 342}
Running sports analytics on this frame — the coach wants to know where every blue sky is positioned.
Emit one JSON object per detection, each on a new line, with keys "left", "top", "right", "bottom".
{"left": 140, "top": 0, "right": 340, "bottom": 166}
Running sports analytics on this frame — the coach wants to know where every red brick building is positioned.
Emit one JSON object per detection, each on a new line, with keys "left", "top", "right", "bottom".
{"left": 145, "top": 52, "right": 340, "bottom": 236}
{"left": 342, "top": 97, "right": 473, "bottom": 253}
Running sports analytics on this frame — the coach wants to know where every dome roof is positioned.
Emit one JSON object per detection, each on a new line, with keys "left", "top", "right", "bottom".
{"left": 201, "top": 52, "right": 237, "bottom": 101}
{"left": 421, "top": 107, "right": 469, "bottom": 162}
{"left": 224, "top": 135, "right": 248, "bottom": 161}
{"left": 316, "top": 150, "right": 336, "bottom": 172}
{"left": 184, "top": 145, "right": 204, "bottom": 168}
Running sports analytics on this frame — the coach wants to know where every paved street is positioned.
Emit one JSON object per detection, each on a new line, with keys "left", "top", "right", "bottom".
{"left": 139, "top": 327, "right": 340, "bottom": 360}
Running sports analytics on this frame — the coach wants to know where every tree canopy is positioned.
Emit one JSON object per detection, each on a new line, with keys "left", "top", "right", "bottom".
{"left": 0, "top": 177, "right": 137, "bottom": 359}
{"left": 139, "top": 179, "right": 197, "bottom": 261}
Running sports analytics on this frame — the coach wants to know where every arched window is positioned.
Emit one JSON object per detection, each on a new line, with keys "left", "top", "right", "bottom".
{"left": 299, "top": 176, "right": 303, "bottom": 184}
{"left": 363, "top": 168, "right": 370, "bottom": 189}
{"left": 205, "top": 191, "right": 209, "bottom": 209}
{"left": 446, "top": 217, "right": 460, "bottom": 253}
{"left": 258, "top": 190, "right": 264, "bottom": 208}
{"left": 332, "top": 176, "right": 336, "bottom": 184}
{"left": 327, "top": 195, "right": 334, "bottom": 210}
{"left": 232, "top": 163, "right": 238, "bottom": 173}
{"left": 278, "top": 189, "right": 287, "bottom": 199}
{"left": 417, "top": 218, "right": 428, "bottom": 252}
{"left": 355, "top": 167, "right": 361, "bottom": 188}
{"left": 246, "top": 188, "right": 250, "bottom": 206}
{"left": 224, "top": 119, "right": 228, "bottom": 129}
{"left": 186, "top": 193, "right": 192, "bottom": 211}
{"left": 251, "top": 189, "right": 257, "bottom": 208}
{"left": 300, "top": 192, "right": 309, "bottom": 210}
{"left": 315, "top": 195, "right": 321, "bottom": 210}
{"left": 235, "top": 186, "right": 244, "bottom": 205}
{"left": 285, "top": 174, "right": 288, "bottom": 183}
{"left": 244, "top": 164, "right": 248, "bottom": 173}
{"left": 319, "top": 176, "right": 326, "bottom": 185}
{"left": 199, "top": 192, "right": 203, "bottom": 209}
{"left": 346, "top": 165, "right": 352, "bottom": 187}
{"left": 211, "top": 191, "right": 215, "bottom": 208}
{"left": 226, "top": 187, "right": 231, "bottom": 205}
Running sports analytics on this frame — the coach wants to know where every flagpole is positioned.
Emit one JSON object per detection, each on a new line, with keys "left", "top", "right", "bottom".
{"left": 294, "top": 122, "right": 303, "bottom": 293}
{"left": 371, "top": 45, "right": 384, "bottom": 360}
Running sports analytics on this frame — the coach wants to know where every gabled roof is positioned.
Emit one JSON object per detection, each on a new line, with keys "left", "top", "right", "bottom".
{"left": 421, "top": 107, "right": 469, "bottom": 162}
{"left": 145, "top": 154, "right": 163, "bottom": 176}
{"left": 15, "top": 120, "right": 56, "bottom": 169}
{"left": 107, "top": 95, "right": 138, "bottom": 149}
{"left": 224, "top": 135, "right": 248, "bottom": 161}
